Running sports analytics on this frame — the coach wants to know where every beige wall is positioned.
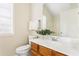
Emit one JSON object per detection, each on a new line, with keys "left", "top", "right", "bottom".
{"left": 0, "top": 3, "right": 31, "bottom": 56}
{"left": 43, "top": 5, "right": 58, "bottom": 35}
{"left": 53, "top": 15, "right": 60, "bottom": 36}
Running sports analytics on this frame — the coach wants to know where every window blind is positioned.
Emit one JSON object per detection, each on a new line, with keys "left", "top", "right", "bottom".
{"left": 0, "top": 4, "right": 13, "bottom": 34}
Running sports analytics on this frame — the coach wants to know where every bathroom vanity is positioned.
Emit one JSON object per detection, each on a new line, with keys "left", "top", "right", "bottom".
{"left": 29, "top": 36, "right": 79, "bottom": 56}
{"left": 31, "top": 42, "right": 67, "bottom": 56}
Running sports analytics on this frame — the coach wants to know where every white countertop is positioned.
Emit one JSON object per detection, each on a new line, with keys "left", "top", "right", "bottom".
{"left": 29, "top": 36, "right": 79, "bottom": 56}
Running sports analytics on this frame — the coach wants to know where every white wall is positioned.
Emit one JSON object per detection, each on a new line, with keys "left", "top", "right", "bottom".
{"left": 59, "top": 8, "right": 79, "bottom": 50}
{"left": 60, "top": 8, "right": 79, "bottom": 38}
{"left": 0, "top": 3, "right": 31, "bottom": 56}
{"left": 31, "top": 3, "right": 43, "bottom": 21}
{"left": 29, "top": 4, "right": 43, "bottom": 35}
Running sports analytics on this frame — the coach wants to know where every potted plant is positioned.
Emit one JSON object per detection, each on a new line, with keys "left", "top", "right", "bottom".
{"left": 36, "top": 29, "right": 55, "bottom": 39}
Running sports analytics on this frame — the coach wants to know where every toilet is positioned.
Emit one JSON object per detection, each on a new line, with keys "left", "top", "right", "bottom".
{"left": 16, "top": 44, "right": 31, "bottom": 56}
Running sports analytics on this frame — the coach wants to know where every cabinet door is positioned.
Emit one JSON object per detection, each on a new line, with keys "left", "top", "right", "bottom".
{"left": 31, "top": 42, "right": 39, "bottom": 52}
{"left": 39, "top": 45, "right": 52, "bottom": 56}
{"left": 52, "top": 50, "right": 67, "bottom": 56}
{"left": 31, "top": 50, "right": 41, "bottom": 56}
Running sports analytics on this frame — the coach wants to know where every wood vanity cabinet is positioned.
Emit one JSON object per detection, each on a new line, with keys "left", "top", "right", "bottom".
{"left": 31, "top": 42, "right": 42, "bottom": 56}
{"left": 39, "top": 45, "right": 53, "bottom": 56}
{"left": 31, "top": 42, "right": 38, "bottom": 52}
{"left": 52, "top": 50, "right": 67, "bottom": 56}
{"left": 31, "top": 42, "right": 67, "bottom": 56}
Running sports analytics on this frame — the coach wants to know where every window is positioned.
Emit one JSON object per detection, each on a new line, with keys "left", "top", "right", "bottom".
{"left": 0, "top": 4, "right": 13, "bottom": 35}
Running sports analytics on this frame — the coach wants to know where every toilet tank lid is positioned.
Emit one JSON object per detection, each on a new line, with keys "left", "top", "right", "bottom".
{"left": 16, "top": 44, "right": 30, "bottom": 51}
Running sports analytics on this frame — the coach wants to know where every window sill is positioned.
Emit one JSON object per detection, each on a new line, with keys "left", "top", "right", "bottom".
{"left": 0, "top": 33, "right": 14, "bottom": 37}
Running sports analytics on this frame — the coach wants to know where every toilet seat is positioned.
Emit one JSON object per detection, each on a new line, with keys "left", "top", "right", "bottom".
{"left": 16, "top": 44, "right": 30, "bottom": 51}
{"left": 16, "top": 44, "right": 30, "bottom": 53}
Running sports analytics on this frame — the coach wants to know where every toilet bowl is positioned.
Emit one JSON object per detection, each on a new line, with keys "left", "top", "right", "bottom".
{"left": 16, "top": 44, "right": 31, "bottom": 56}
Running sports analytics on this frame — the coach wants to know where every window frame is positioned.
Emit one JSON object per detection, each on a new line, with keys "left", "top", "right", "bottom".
{"left": 0, "top": 3, "right": 14, "bottom": 36}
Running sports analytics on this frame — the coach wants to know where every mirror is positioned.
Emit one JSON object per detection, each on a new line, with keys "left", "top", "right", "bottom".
{"left": 29, "top": 3, "right": 79, "bottom": 38}
{"left": 43, "top": 3, "right": 79, "bottom": 38}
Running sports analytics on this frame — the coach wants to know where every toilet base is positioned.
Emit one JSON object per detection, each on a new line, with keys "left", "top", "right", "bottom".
{"left": 16, "top": 51, "right": 31, "bottom": 56}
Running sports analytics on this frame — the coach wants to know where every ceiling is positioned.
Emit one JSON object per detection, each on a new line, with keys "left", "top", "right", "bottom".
{"left": 45, "top": 3, "right": 78, "bottom": 16}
